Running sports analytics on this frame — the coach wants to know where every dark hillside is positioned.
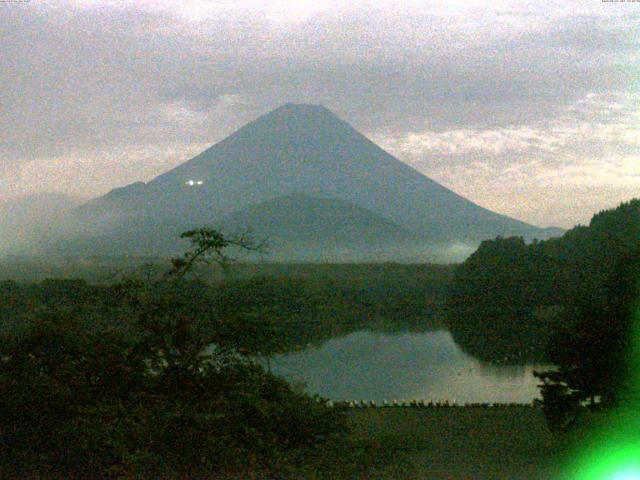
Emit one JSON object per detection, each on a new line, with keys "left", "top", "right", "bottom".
{"left": 446, "top": 199, "right": 640, "bottom": 363}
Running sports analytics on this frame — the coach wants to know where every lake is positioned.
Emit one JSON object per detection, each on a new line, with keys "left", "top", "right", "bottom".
{"left": 269, "top": 330, "right": 548, "bottom": 404}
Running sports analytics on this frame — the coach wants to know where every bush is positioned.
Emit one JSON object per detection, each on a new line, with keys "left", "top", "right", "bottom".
{"left": 0, "top": 288, "right": 346, "bottom": 478}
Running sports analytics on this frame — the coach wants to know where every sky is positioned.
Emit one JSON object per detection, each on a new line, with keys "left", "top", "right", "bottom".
{"left": 1, "top": 0, "right": 639, "bottom": 228}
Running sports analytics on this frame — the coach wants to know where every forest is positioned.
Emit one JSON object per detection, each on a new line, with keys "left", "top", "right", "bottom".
{"left": 0, "top": 262, "right": 453, "bottom": 354}
{"left": 447, "top": 199, "right": 640, "bottom": 364}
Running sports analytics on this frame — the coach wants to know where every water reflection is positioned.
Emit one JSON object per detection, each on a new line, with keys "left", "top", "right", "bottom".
{"left": 269, "top": 330, "right": 548, "bottom": 403}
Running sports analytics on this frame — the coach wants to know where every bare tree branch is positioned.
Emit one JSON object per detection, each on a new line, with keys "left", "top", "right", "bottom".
{"left": 167, "top": 228, "right": 268, "bottom": 280}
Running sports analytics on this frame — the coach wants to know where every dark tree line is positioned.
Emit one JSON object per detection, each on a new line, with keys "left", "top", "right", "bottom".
{"left": 0, "top": 265, "right": 449, "bottom": 361}
{"left": 446, "top": 237, "right": 561, "bottom": 363}
{"left": 446, "top": 199, "right": 640, "bottom": 364}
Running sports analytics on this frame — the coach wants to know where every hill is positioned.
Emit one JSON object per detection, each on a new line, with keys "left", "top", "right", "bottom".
{"left": 218, "top": 193, "right": 429, "bottom": 261}
{"left": 446, "top": 198, "right": 640, "bottom": 363}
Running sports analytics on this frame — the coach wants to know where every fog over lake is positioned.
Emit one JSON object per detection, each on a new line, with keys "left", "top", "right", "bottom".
{"left": 270, "top": 331, "right": 546, "bottom": 404}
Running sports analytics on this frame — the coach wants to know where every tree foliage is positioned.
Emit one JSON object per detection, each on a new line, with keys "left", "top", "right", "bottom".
{"left": 446, "top": 199, "right": 640, "bottom": 364}
{"left": 534, "top": 251, "right": 640, "bottom": 431}
{"left": 0, "top": 228, "right": 345, "bottom": 479}
{"left": 447, "top": 237, "right": 560, "bottom": 363}
{"left": 169, "top": 228, "right": 267, "bottom": 279}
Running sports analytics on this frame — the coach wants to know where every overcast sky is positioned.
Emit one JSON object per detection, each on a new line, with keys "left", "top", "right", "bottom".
{"left": 1, "top": 0, "right": 638, "bottom": 228}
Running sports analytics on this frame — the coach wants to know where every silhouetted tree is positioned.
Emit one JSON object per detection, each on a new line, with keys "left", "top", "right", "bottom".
{"left": 169, "top": 228, "right": 267, "bottom": 279}
{"left": 535, "top": 251, "right": 640, "bottom": 431}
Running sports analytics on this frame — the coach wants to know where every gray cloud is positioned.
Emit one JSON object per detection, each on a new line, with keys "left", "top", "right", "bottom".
{"left": 376, "top": 91, "right": 640, "bottom": 226}
{"left": 0, "top": 0, "right": 638, "bottom": 227}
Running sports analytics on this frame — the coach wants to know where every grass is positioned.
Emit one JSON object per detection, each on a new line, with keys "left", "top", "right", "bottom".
{"left": 305, "top": 406, "right": 569, "bottom": 479}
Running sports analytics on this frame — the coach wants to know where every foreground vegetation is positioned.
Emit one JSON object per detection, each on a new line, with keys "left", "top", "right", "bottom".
{"left": 535, "top": 249, "right": 640, "bottom": 431}
{"left": 345, "top": 407, "right": 563, "bottom": 479}
{"left": 1, "top": 199, "right": 638, "bottom": 477}
{"left": 0, "top": 231, "right": 349, "bottom": 478}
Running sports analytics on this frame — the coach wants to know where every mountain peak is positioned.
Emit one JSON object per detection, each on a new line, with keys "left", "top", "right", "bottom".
{"left": 276, "top": 103, "right": 332, "bottom": 113}
{"left": 202, "top": 102, "right": 356, "bottom": 152}
{"left": 261, "top": 103, "right": 339, "bottom": 124}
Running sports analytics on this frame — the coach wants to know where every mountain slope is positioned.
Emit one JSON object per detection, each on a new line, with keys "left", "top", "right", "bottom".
{"left": 72, "top": 104, "right": 560, "bottom": 258}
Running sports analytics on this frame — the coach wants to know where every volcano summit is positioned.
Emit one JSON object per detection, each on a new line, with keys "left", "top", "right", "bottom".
{"left": 70, "top": 104, "right": 561, "bottom": 260}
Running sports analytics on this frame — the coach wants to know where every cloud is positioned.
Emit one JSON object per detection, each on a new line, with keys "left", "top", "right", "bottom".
{"left": 376, "top": 92, "right": 640, "bottom": 227}
{"left": 378, "top": 92, "right": 639, "bottom": 157}
{"left": 0, "top": 0, "right": 638, "bottom": 228}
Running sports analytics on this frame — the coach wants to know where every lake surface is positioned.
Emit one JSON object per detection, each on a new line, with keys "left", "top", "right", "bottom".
{"left": 270, "top": 330, "right": 547, "bottom": 404}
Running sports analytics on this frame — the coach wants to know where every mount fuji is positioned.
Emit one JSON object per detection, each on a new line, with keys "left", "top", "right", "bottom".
{"left": 68, "top": 104, "right": 561, "bottom": 260}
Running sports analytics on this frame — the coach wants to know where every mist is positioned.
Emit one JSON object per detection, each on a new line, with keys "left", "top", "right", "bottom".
{"left": 0, "top": 193, "right": 82, "bottom": 257}
{"left": 0, "top": 196, "right": 481, "bottom": 264}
